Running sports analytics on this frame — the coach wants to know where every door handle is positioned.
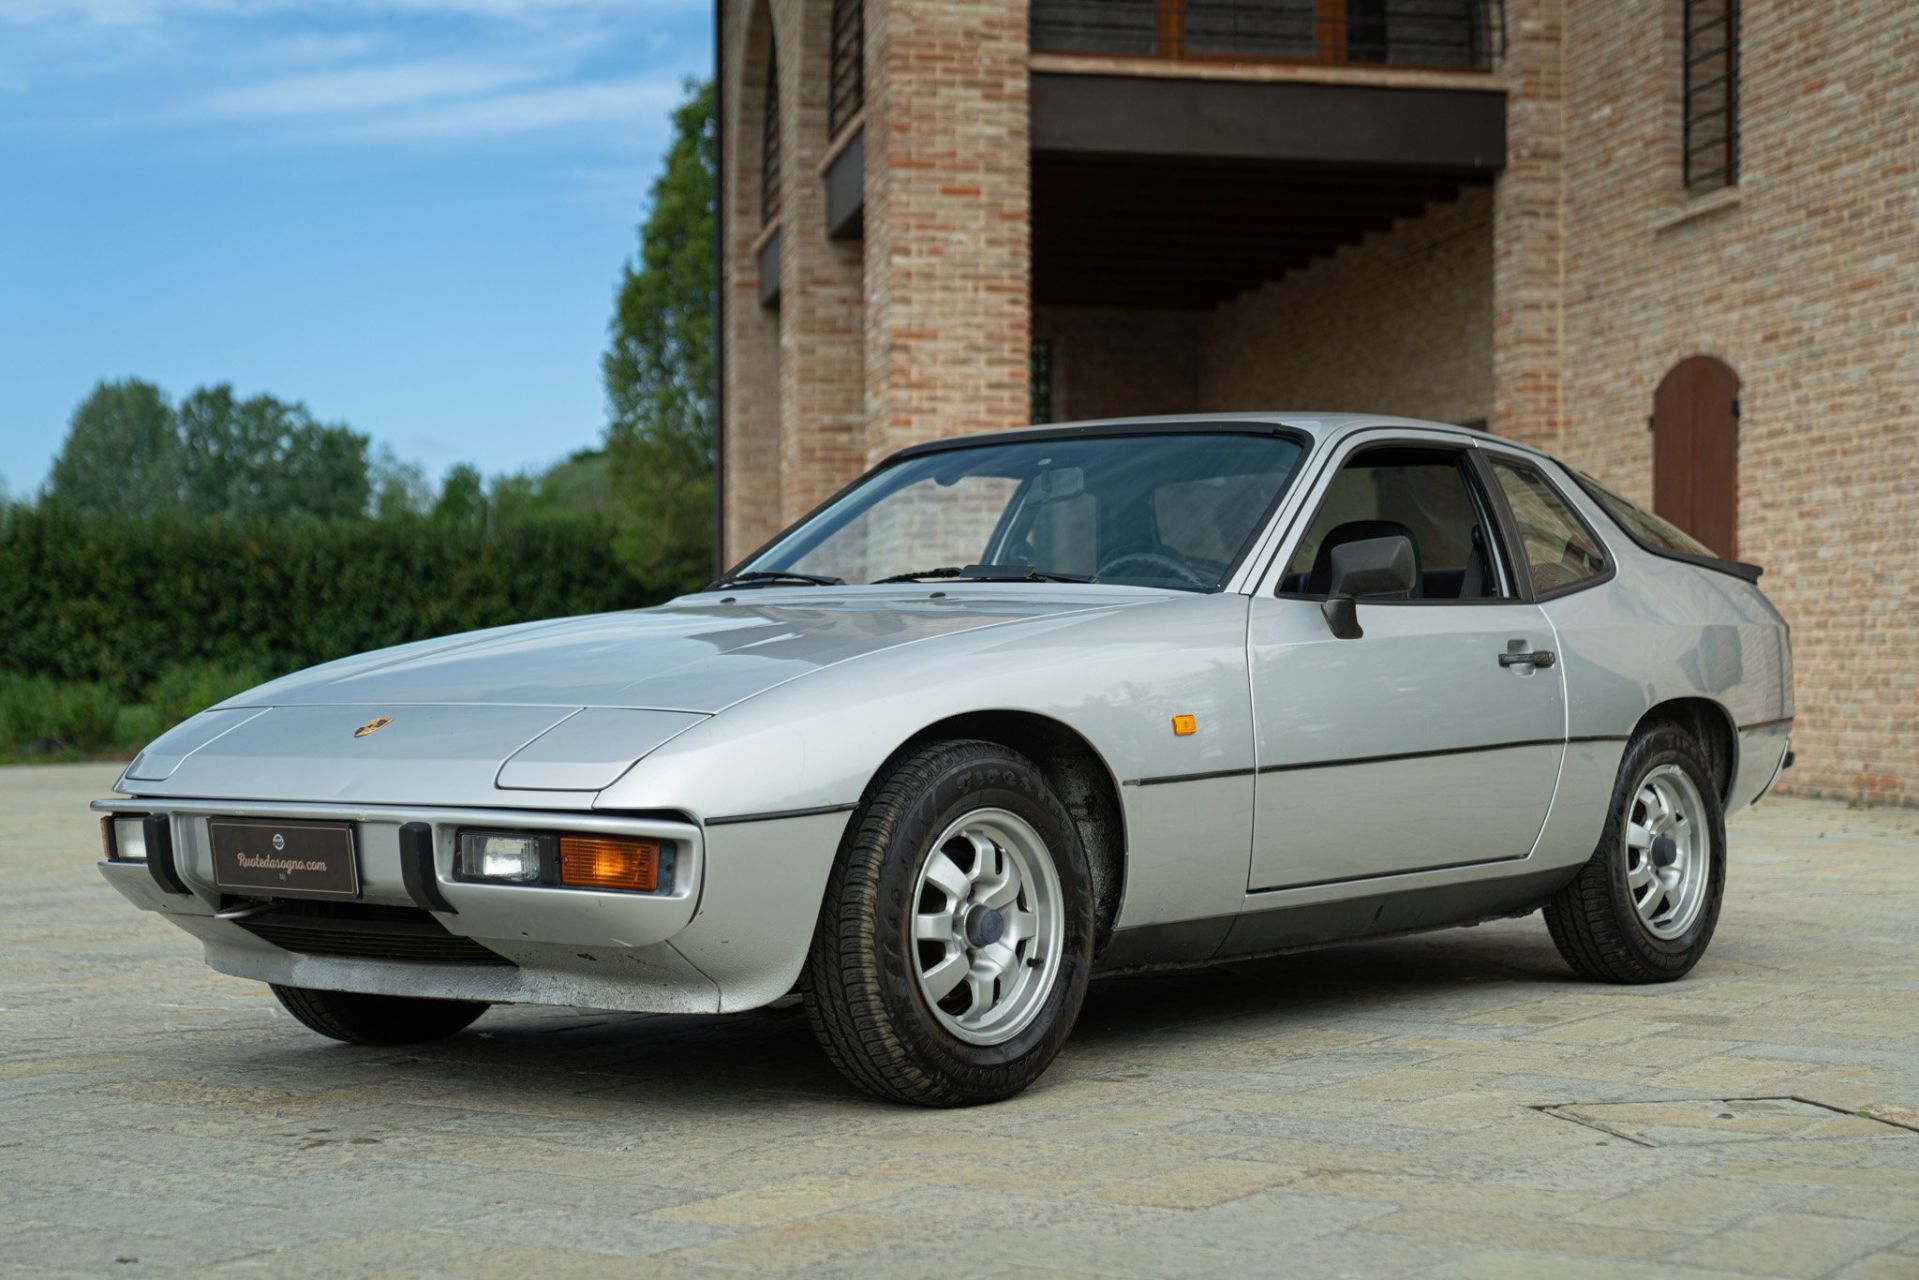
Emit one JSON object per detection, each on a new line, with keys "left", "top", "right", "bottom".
{"left": 1499, "top": 649, "right": 1556, "bottom": 668}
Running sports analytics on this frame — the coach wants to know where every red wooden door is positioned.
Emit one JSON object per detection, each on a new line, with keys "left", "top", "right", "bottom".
{"left": 1652, "top": 356, "right": 1740, "bottom": 558}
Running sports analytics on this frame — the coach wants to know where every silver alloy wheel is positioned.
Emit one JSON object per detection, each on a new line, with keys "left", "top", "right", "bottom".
{"left": 1624, "top": 763, "right": 1709, "bottom": 940}
{"left": 910, "top": 808, "right": 1065, "bottom": 1046}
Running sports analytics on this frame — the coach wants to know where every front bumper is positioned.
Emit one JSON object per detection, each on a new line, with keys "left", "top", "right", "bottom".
{"left": 93, "top": 798, "right": 721, "bottom": 1013}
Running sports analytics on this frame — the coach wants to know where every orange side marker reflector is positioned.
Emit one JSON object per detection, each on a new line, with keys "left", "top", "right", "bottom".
{"left": 1171, "top": 714, "right": 1198, "bottom": 737}
{"left": 559, "top": 836, "right": 660, "bottom": 892}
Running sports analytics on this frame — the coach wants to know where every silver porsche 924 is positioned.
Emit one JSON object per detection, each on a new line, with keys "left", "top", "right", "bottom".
{"left": 94, "top": 414, "right": 1793, "bottom": 1105}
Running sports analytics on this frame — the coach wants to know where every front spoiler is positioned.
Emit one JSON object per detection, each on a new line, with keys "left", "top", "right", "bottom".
{"left": 94, "top": 798, "right": 718, "bottom": 1013}
{"left": 98, "top": 860, "right": 722, "bottom": 1012}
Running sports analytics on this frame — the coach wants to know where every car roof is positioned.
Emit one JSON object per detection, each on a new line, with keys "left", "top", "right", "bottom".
{"left": 884, "top": 412, "right": 1555, "bottom": 465}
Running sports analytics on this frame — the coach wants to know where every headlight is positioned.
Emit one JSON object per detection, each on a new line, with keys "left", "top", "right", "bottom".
{"left": 457, "top": 831, "right": 549, "bottom": 883}
{"left": 108, "top": 817, "right": 149, "bottom": 862}
{"left": 453, "top": 828, "right": 669, "bottom": 892}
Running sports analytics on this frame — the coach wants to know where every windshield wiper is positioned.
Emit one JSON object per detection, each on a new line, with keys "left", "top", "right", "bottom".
{"left": 874, "top": 564, "right": 1098, "bottom": 585}
{"left": 708, "top": 570, "right": 845, "bottom": 590}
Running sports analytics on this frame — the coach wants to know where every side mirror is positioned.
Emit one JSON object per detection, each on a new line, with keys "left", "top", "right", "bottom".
{"left": 1320, "top": 535, "right": 1417, "bottom": 639}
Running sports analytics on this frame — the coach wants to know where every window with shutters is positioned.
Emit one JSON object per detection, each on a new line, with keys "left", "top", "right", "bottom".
{"left": 1683, "top": 0, "right": 1738, "bottom": 191}
{"left": 829, "top": 0, "right": 864, "bottom": 138}
{"left": 760, "top": 47, "right": 781, "bottom": 227}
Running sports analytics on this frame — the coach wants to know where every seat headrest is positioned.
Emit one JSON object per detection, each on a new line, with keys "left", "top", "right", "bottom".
{"left": 1307, "top": 519, "right": 1423, "bottom": 596}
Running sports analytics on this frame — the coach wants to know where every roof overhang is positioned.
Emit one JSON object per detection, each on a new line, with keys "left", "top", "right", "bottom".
{"left": 1031, "top": 72, "right": 1506, "bottom": 309}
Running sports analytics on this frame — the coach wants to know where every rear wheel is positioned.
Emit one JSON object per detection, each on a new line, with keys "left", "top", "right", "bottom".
{"left": 1544, "top": 723, "right": 1726, "bottom": 983}
{"left": 270, "top": 984, "right": 488, "bottom": 1045}
{"left": 802, "top": 739, "right": 1095, "bottom": 1106}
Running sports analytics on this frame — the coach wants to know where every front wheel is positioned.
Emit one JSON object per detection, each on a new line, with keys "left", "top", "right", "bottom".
{"left": 1543, "top": 722, "right": 1726, "bottom": 983}
{"left": 802, "top": 739, "right": 1095, "bottom": 1106}
{"left": 270, "top": 984, "right": 489, "bottom": 1045}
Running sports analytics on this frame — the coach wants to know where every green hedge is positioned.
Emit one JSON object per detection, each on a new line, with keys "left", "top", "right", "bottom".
{"left": 0, "top": 666, "right": 271, "bottom": 760}
{"left": 0, "top": 509, "right": 668, "bottom": 695}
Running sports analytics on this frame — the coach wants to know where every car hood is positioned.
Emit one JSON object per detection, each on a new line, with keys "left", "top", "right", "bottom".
{"left": 119, "top": 588, "right": 1156, "bottom": 806}
{"left": 223, "top": 589, "right": 1145, "bottom": 713}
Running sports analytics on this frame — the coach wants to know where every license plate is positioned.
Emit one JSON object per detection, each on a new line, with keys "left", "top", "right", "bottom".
{"left": 209, "top": 818, "right": 360, "bottom": 898}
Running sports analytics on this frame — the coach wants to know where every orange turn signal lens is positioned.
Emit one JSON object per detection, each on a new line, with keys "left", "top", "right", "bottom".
{"left": 558, "top": 836, "right": 659, "bottom": 892}
{"left": 1171, "top": 714, "right": 1198, "bottom": 737}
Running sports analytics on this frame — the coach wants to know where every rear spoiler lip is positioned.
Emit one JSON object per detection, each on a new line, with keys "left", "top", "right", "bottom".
{"left": 1657, "top": 548, "right": 1764, "bottom": 582}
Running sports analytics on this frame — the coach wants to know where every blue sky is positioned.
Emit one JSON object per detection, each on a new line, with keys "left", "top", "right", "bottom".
{"left": 0, "top": 0, "right": 713, "bottom": 499}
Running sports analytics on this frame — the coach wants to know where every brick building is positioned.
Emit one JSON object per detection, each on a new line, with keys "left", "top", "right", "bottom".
{"left": 716, "top": 0, "right": 1918, "bottom": 805}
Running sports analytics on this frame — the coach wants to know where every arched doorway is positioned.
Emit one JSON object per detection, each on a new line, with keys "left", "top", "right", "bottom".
{"left": 1652, "top": 355, "right": 1740, "bottom": 558}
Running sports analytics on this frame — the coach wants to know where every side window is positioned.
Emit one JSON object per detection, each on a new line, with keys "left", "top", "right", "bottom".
{"left": 1489, "top": 458, "right": 1609, "bottom": 596}
{"left": 1279, "top": 446, "right": 1509, "bottom": 600}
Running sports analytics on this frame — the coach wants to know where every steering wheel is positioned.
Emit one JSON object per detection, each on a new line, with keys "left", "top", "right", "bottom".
{"left": 1098, "top": 549, "right": 1210, "bottom": 588}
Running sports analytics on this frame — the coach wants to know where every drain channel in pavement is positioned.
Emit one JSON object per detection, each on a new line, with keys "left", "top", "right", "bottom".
{"left": 1536, "top": 1096, "right": 1919, "bottom": 1147}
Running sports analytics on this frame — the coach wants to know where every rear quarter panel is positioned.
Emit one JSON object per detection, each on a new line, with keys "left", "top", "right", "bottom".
{"left": 1534, "top": 466, "right": 1793, "bottom": 864}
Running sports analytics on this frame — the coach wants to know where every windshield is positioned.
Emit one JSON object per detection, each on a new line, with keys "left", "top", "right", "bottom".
{"left": 739, "top": 431, "right": 1308, "bottom": 592}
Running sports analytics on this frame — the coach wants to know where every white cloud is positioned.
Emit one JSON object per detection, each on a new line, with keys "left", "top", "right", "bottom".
{"left": 238, "top": 30, "right": 386, "bottom": 65}
{"left": 190, "top": 58, "right": 546, "bottom": 120}
{"left": 180, "top": 32, "right": 684, "bottom": 143}
{"left": 0, "top": 0, "right": 241, "bottom": 24}
{"left": 0, "top": 0, "right": 702, "bottom": 26}
{"left": 340, "top": 73, "right": 680, "bottom": 139}
{"left": 0, "top": 0, "right": 706, "bottom": 149}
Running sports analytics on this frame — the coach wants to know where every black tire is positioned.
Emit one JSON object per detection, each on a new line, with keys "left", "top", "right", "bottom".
{"left": 270, "top": 984, "right": 488, "bottom": 1045}
{"left": 802, "top": 739, "right": 1095, "bottom": 1106}
{"left": 1544, "top": 722, "right": 1726, "bottom": 983}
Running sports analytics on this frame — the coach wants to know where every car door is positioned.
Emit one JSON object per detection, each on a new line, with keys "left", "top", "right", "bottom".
{"left": 1246, "top": 435, "right": 1568, "bottom": 891}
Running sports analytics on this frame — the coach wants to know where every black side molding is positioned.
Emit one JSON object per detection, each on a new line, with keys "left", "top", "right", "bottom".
{"left": 1095, "top": 864, "right": 1580, "bottom": 973}
{"left": 705, "top": 802, "right": 859, "bottom": 827}
{"left": 143, "top": 813, "right": 190, "bottom": 896}
{"left": 399, "top": 822, "right": 456, "bottom": 914}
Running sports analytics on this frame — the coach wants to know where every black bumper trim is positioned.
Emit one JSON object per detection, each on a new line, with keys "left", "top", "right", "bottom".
{"left": 143, "top": 813, "right": 191, "bottom": 896}
{"left": 399, "top": 822, "right": 457, "bottom": 914}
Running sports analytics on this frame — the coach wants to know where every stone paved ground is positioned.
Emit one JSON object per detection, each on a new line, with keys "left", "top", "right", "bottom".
{"left": 3, "top": 763, "right": 1916, "bottom": 1278}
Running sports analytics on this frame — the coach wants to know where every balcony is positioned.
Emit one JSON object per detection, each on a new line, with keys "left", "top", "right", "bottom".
{"left": 1027, "top": 0, "right": 1507, "bottom": 309}
{"left": 1031, "top": 0, "right": 1502, "bottom": 73}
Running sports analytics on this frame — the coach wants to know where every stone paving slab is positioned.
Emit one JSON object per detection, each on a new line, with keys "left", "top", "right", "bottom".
{"left": 2, "top": 763, "right": 1916, "bottom": 1277}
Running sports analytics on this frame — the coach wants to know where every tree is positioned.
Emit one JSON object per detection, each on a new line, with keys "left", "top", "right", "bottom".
{"left": 44, "top": 380, "right": 183, "bottom": 516}
{"left": 490, "top": 449, "right": 614, "bottom": 525}
{"left": 368, "top": 445, "right": 432, "bottom": 519}
{"left": 604, "top": 78, "right": 716, "bottom": 594}
{"left": 432, "top": 463, "right": 488, "bottom": 529}
{"left": 177, "top": 385, "right": 371, "bottom": 521}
